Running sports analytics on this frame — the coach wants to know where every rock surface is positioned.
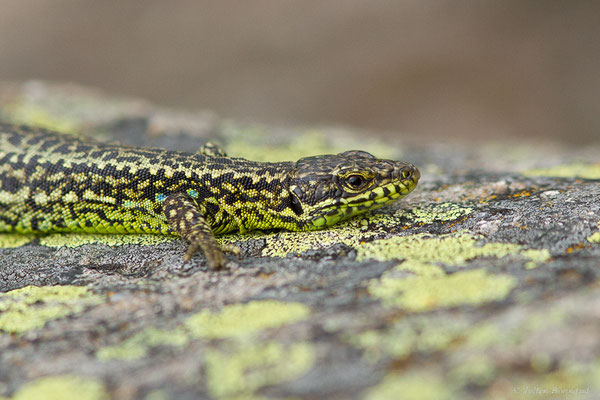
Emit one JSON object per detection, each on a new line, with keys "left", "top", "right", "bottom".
{"left": 1, "top": 81, "right": 599, "bottom": 400}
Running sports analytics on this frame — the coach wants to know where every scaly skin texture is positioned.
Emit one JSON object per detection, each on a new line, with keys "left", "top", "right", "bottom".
{"left": 0, "top": 123, "right": 420, "bottom": 268}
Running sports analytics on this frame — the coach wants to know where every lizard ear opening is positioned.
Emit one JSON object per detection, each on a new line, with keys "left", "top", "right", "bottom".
{"left": 289, "top": 193, "right": 304, "bottom": 216}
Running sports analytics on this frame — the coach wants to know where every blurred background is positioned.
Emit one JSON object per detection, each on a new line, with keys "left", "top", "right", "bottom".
{"left": 0, "top": 0, "right": 598, "bottom": 144}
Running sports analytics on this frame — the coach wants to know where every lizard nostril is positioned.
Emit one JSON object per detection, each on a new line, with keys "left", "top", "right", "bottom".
{"left": 412, "top": 167, "right": 421, "bottom": 181}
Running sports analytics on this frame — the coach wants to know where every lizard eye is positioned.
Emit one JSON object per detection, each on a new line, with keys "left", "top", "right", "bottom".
{"left": 345, "top": 174, "right": 366, "bottom": 189}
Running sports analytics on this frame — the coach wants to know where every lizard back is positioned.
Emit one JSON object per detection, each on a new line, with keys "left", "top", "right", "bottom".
{"left": 0, "top": 124, "right": 293, "bottom": 235}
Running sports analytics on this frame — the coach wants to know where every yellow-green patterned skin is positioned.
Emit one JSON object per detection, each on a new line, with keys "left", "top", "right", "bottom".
{"left": 0, "top": 123, "right": 420, "bottom": 268}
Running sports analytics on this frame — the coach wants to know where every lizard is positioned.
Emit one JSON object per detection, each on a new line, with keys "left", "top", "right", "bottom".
{"left": 0, "top": 123, "right": 420, "bottom": 269}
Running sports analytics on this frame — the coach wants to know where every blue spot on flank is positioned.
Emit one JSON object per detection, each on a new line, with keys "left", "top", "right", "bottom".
{"left": 188, "top": 189, "right": 199, "bottom": 198}
{"left": 156, "top": 194, "right": 167, "bottom": 202}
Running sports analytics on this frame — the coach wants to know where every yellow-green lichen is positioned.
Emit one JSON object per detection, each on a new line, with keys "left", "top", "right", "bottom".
{"left": 97, "top": 300, "right": 310, "bottom": 361}
{"left": 357, "top": 231, "right": 551, "bottom": 270}
{"left": 356, "top": 231, "right": 522, "bottom": 265}
{"left": 448, "top": 354, "right": 496, "bottom": 386}
{"left": 4, "top": 102, "right": 81, "bottom": 135}
{"left": 1, "top": 232, "right": 173, "bottom": 250}
{"left": 205, "top": 342, "right": 314, "bottom": 399}
{"left": 243, "top": 202, "right": 469, "bottom": 259}
{"left": 0, "top": 285, "right": 103, "bottom": 334}
{"left": 3, "top": 82, "right": 143, "bottom": 136}
{"left": 521, "top": 248, "right": 552, "bottom": 269}
{"left": 222, "top": 123, "right": 397, "bottom": 162}
{"left": 258, "top": 226, "right": 378, "bottom": 258}
{"left": 257, "top": 203, "right": 472, "bottom": 259}
{"left": 218, "top": 211, "right": 387, "bottom": 259}
{"left": 39, "top": 233, "right": 173, "bottom": 248}
{"left": 369, "top": 269, "right": 516, "bottom": 311}
{"left": 530, "top": 352, "right": 553, "bottom": 373}
{"left": 348, "top": 202, "right": 473, "bottom": 231}
{"left": 364, "top": 371, "right": 454, "bottom": 400}
{"left": 497, "top": 366, "right": 595, "bottom": 400}
{"left": 184, "top": 300, "right": 310, "bottom": 339}
{"left": 404, "top": 202, "right": 473, "bottom": 225}
{"left": 393, "top": 260, "right": 446, "bottom": 277}
{"left": 226, "top": 128, "right": 338, "bottom": 162}
{"left": 465, "top": 322, "right": 502, "bottom": 350}
{"left": 588, "top": 226, "right": 600, "bottom": 244}
{"left": 11, "top": 375, "right": 109, "bottom": 400}
{"left": 348, "top": 315, "right": 470, "bottom": 363}
{"left": 466, "top": 309, "right": 568, "bottom": 350}
{"left": 524, "top": 163, "right": 600, "bottom": 179}
{"left": 0, "top": 233, "right": 35, "bottom": 248}
{"left": 96, "top": 327, "right": 190, "bottom": 361}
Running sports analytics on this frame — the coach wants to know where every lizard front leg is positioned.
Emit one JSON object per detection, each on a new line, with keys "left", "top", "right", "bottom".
{"left": 162, "top": 192, "right": 238, "bottom": 269}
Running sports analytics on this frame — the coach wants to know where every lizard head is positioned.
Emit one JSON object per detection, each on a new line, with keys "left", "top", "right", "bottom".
{"left": 287, "top": 150, "right": 420, "bottom": 230}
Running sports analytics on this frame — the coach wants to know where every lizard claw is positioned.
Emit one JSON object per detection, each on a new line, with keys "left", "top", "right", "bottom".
{"left": 182, "top": 242, "right": 227, "bottom": 270}
{"left": 221, "top": 244, "right": 241, "bottom": 256}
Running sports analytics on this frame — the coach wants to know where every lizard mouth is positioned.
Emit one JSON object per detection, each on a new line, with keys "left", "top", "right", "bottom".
{"left": 346, "top": 179, "right": 414, "bottom": 206}
{"left": 336, "top": 165, "right": 420, "bottom": 208}
{"left": 307, "top": 172, "right": 420, "bottom": 229}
